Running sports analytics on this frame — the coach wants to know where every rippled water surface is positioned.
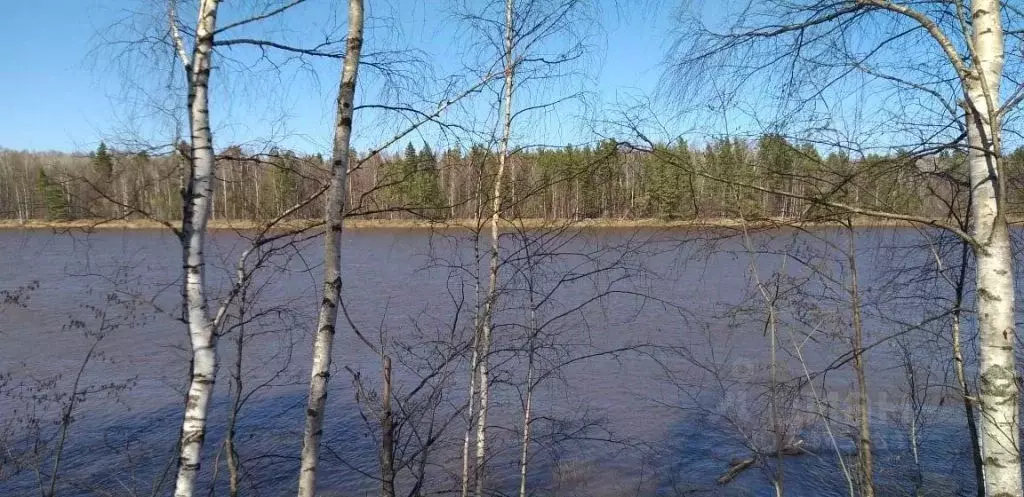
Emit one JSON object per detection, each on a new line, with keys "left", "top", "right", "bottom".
{"left": 0, "top": 227, "right": 1007, "bottom": 496}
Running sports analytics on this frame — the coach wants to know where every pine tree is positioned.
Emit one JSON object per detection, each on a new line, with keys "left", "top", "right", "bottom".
{"left": 90, "top": 141, "right": 115, "bottom": 216}
{"left": 415, "top": 143, "right": 445, "bottom": 217}
{"left": 386, "top": 143, "right": 419, "bottom": 213}
{"left": 757, "top": 134, "right": 794, "bottom": 217}
{"left": 37, "top": 169, "right": 68, "bottom": 220}
{"left": 92, "top": 142, "right": 113, "bottom": 182}
{"left": 271, "top": 152, "right": 299, "bottom": 216}
{"left": 383, "top": 142, "right": 446, "bottom": 218}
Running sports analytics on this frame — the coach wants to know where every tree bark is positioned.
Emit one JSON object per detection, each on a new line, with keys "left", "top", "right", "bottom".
{"left": 297, "top": 2, "right": 363, "bottom": 496}
{"left": 461, "top": 342, "right": 478, "bottom": 497}
{"left": 768, "top": 281, "right": 783, "bottom": 497}
{"left": 950, "top": 239, "right": 985, "bottom": 497}
{"left": 847, "top": 222, "right": 874, "bottom": 497}
{"left": 474, "top": 1, "right": 515, "bottom": 495}
{"left": 462, "top": 154, "right": 485, "bottom": 497}
{"left": 381, "top": 355, "right": 396, "bottom": 497}
{"left": 173, "top": 0, "right": 221, "bottom": 495}
{"left": 226, "top": 286, "right": 245, "bottom": 497}
{"left": 965, "top": 3, "right": 1021, "bottom": 496}
{"left": 518, "top": 308, "right": 536, "bottom": 497}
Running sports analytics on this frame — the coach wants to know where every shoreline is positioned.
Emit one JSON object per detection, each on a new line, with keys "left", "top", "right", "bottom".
{"left": 0, "top": 217, "right": 955, "bottom": 232}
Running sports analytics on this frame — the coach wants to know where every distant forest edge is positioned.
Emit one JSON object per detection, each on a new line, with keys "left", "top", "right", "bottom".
{"left": 4, "top": 136, "right": 1021, "bottom": 225}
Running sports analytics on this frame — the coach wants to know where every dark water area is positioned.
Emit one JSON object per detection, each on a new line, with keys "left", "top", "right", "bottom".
{"left": 0, "top": 227, "right": 1014, "bottom": 496}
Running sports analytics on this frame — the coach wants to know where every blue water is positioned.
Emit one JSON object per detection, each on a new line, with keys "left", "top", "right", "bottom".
{"left": 0, "top": 227, "right": 1015, "bottom": 496}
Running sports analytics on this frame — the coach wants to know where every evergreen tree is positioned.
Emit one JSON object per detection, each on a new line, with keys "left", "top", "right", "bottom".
{"left": 90, "top": 141, "right": 115, "bottom": 216}
{"left": 757, "top": 134, "right": 795, "bottom": 217}
{"left": 415, "top": 143, "right": 445, "bottom": 217}
{"left": 92, "top": 141, "right": 113, "bottom": 182}
{"left": 382, "top": 142, "right": 446, "bottom": 218}
{"left": 271, "top": 153, "right": 299, "bottom": 217}
{"left": 593, "top": 139, "right": 620, "bottom": 217}
{"left": 644, "top": 142, "right": 689, "bottom": 218}
{"left": 37, "top": 169, "right": 68, "bottom": 220}
{"left": 403, "top": 142, "right": 418, "bottom": 170}
{"left": 385, "top": 143, "right": 419, "bottom": 212}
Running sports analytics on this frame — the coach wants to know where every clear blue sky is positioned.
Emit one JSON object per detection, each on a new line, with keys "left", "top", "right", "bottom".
{"left": 0, "top": 0, "right": 676, "bottom": 154}
{"left": 0, "top": 0, "right": 119, "bottom": 152}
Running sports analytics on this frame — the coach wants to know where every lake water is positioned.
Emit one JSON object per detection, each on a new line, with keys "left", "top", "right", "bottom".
{"left": 0, "top": 227, "right": 1008, "bottom": 496}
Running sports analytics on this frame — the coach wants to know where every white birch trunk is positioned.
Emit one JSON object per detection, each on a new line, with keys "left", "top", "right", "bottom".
{"left": 121, "top": 175, "right": 129, "bottom": 218}
{"left": 252, "top": 167, "right": 261, "bottom": 219}
{"left": 172, "top": 1, "right": 221, "bottom": 496}
{"left": 226, "top": 325, "right": 242, "bottom": 497}
{"left": 462, "top": 180, "right": 484, "bottom": 497}
{"left": 296, "top": 2, "right": 363, "bottom": 495}
{"left": 518, "top": 233, "right": 540, "bottom": 497}
{"left": 460, "top": 343, "right": 478, "bottom": 497}
{"left": 474, "top": 2, "right": 515, "bottom": 495}
{"left": 968, "top": 5, "right": 1019, "bottom": 494}
{"left": 517, "top": 363, "right": 534, "bottom": 497}
{"left": 518, "top": 310, "right": 535, "bottom": 497}
{"left": 15, "top": 186, "right": 24, "bottom": 223}
{"left": 226, "top": 273, "right": 247, "bottom": 497}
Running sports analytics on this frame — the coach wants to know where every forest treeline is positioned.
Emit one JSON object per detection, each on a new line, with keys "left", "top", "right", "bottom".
{"left": 7, "top": 136, "right": 1023, "bottom": 224}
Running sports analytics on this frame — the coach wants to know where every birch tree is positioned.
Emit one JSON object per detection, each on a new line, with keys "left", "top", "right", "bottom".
{"left": 472, "top": 0, "right": 515, "bottom": 492}
{"left": 456, "top": 1, "right": 590, "bottom": 494}
{"left": 663, "top": 1, "right": 1023, "bottom": 494}
{"left": 166, "top": 2, "right": 353, "bottom": 495}
{"left": 296, "top": 1, "right": 363, "bottom": 495}
{"left": 961, "top": 6, "right": 1019, "bottom": 493}
{"left": 167, "top": 1, "right": 222, "bottom": 495}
